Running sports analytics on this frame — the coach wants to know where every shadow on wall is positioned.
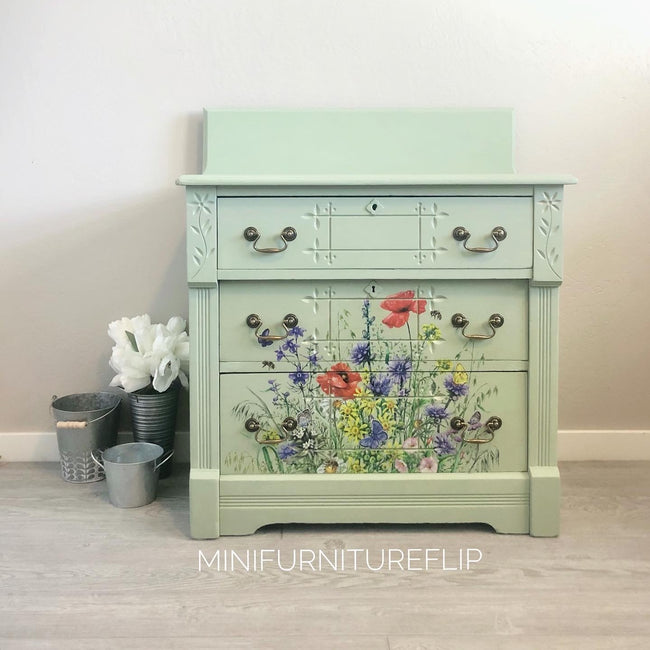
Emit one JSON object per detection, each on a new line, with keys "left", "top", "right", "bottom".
{"left": 1, "top": 189, "right": 191, "bottom": 433}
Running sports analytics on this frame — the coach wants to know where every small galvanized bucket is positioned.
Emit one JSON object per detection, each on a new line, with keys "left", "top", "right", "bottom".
{"left": 91, "top": 442, "right": 173, "bottom": 508}
{"left": 129, "top": 385, "right": 179, "bottom": 479}
{"left": 52, "top": 392, "right": 121, "bottom": 483}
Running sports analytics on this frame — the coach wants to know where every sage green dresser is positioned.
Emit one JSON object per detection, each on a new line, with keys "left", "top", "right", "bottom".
{"left": 178, "top": 109, "right": 576, "bottom": 538}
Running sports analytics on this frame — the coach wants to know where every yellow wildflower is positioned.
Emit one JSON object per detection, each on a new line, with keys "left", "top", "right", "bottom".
{"left": 419, "top": 323, "right": 443, "bottom": 341}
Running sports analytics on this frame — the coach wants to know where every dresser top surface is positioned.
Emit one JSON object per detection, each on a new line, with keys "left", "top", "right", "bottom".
{"left": 177, "top": 173, "right": 577, "bottom": 187}
{"left": 177, "top": 109, "right": 575, "bottom": 187}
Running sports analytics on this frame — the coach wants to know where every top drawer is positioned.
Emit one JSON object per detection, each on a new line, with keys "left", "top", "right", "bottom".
{"left": 217, "top": 196, "right": 532, "bottom": 270}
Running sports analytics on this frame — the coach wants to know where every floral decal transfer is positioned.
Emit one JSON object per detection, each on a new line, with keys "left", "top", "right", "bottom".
{"left": 226, "top": 290, "right": 501, "bottom": 475}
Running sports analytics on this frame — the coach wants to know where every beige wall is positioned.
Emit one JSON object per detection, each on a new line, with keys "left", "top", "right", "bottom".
{"left": 1, "top": 0, "right": 648, "bottom": 439}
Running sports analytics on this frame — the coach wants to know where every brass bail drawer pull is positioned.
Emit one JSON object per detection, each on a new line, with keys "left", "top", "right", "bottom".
{"left": 243, "top": 226, "right": 297, "bottom": 253}
{"left": 244, "top": 417, "right": 295, "bottom": 445}
{"left": 452, "top": 225, "right": 507, "bottom": 253}
{"left": 451, "top": 313, "right": 504, "bottom": 340}
{"left": 450, "top": 415, "right": 502, "bottom": 444}
{"left": 246, "top": 313, "right": 299, "bottom": 342}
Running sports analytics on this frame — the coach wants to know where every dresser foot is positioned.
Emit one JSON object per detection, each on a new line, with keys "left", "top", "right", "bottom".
{"left": 529, "top": 466, "right": 560, "bottom": 537}
{"left": 189, "top": 468, "right": 220, "bottom": 539}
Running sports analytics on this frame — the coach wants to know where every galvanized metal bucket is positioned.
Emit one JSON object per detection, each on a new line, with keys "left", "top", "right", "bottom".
{"left": 129, "top": 385, "right": 179, "bottom": 479}
{"left": 52, "top": 392, "right": 121, "bottom": 483}
{"left": 91, "top": 442, "right": 173, "bottom": 508}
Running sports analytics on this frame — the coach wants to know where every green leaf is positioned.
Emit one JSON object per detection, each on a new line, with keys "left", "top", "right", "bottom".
{"left": 125, "top": 330, "right": 139, "bottom": 352}
{"left": 438, "top": 455, "right": 456, "bottom": 473}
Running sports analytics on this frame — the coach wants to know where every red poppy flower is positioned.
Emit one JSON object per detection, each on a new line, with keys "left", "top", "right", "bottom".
{"left": 316, "top": 362, "right": 362, "bottom": 399}
{"left": 379, "top": 290, "right": 426, "bottom": 328}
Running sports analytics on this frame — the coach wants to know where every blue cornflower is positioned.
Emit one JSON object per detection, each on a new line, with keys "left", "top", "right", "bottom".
{"left": 278, "top": 443, "right": 297, "bottom": 460}
{"left": 276, "top": 348, "right": 286, "bottom": 362}
{"left": 350, "top": 341, "right": 374, "bottom": 366}
{"left": 368, "top": 373, "right": 393, "bottom": 397}
{"left": 307, "top": 351, "right": 318, "bottom": 365}
{"left": 387, "top": 357, "right": 412, "bottom": 388}
{"left": 289, "top": 367, "right": 308, "bottom": 386}
{"left": 267, "top": 379, "right": 279, "bottom": 392}
{"left": 433, "top": 432, "right": 457, "bottom": 456}
{"left": 444, "top": 374, "right": 469, "bottom": 400}
{"left": 425, "top": 403, "right": 449, "bottom": 422}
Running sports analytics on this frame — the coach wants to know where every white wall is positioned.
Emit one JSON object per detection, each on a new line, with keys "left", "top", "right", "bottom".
{"left": 1, "top": 1, "right": 649, "bottom": 447}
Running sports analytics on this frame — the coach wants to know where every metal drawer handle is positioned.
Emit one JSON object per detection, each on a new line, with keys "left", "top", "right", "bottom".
{"left": 451, "top": 313, "right": 504, "bottom": 340}
{"left": 246, "top": 313, "right": 299, "bottom": 342}
{"left": 450, "top": 415, "right": 502, "bottom": 444}
{"left": 243, "top": 226, "right": 297, "bottom": 253}
{"left": 244, "top": 417, "right": 296, "bottom": 445}
{"left": 452, "top": 225, "right": 507, "bottom": 253}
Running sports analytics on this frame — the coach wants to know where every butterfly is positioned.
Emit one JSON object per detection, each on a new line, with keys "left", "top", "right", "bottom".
{"left": 258, "top": 329, "right": 273, "bottom": 347}
{"left": 467, "top": 410, "right": 482, "bottom": 431}
{"left": 296, "top": 409, "right": 312, "bottom": 429}
{"left": 262, "top": 360, "right": 275, "bottom": 369}
{"left": 452, "top": 363, "right": 468, "bottom": 385}
{"left": 360, "top": 419, "right": 388, "bottom": 449}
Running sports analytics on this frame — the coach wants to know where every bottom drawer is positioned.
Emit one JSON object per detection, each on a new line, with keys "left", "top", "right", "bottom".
{"left": 220, "top": 370, "right": 527, "bottom": 474}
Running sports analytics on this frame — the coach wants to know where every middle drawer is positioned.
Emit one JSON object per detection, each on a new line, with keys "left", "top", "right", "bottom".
{"left": 219, "top": 279, "right": 528, "bottom": 364}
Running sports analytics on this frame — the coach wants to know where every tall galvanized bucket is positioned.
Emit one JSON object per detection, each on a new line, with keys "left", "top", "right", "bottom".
{"left": 91, "top": 442, "right": 173, "bottom": 508}
{"left": 129, "top": 385, "right": 178, "bottom": 479}
{"left": 52, "top": 392, "right": 121, "bottom": 483}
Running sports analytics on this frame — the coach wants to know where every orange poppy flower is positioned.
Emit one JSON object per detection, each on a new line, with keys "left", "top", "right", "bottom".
{"left": 316, "top": 362, "right": 362, "bottom": 399}
{"left": 379, "top": 290, "right": 426, "bottom": 328}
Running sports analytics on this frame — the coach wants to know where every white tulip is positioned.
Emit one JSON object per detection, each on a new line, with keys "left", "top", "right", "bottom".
{"left": 107, "top": 314, "right": 189, "bottom": 393}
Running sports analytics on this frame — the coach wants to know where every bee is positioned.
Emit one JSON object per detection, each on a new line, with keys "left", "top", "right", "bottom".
{"left": 262, "top": 361, "right": 275, "bottom": 370}
{"left": 324, "top": 459, "right": 339, "bottom": 474}
{"left": 430, "top": 310, "right": 442, "bottom": 320}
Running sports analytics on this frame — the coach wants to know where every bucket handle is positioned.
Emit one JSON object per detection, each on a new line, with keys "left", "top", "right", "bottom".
{"left": 155, "top": 449, "right": 174, "bottom": 471}
{"left": 52, "top": 395, "right": 121, "bottom": 428}
{"left": 90, "top": 450, "right": 104, "bottom": 470}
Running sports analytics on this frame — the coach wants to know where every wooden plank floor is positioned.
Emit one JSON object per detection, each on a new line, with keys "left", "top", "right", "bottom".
{"left": 0, "top": 461, "right": 649, "bottom": 649}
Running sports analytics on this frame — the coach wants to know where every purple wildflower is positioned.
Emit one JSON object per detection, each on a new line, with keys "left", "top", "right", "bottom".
{"left": 289, "top": 366, "right": 308, "bottom": 386}
{"left": 368, "top": 373, "right": 393, "bottom": 397}
{"left": 278, "top": 443, "right": 297, "bottom": 460}
{"left": 387, "top": 357, "right": 412, "bottom": 388}
{"left": 444, "top": 374, "right": 469, "bottom": 400}
{"left": 425, "top": 403, "right": 449, "bottom": 422}
{"left": 275, "top": 348, "right": 286, "bottom": 362}
{"left": 433, "top": 432, "right": 457, "bottom": 456}
{"left": 288, "top": 325, "right": 306, "bottom": 337}
{"left": 350, "top": 341, "right": 374, "bottom": 366}
{"left": 283, "top": 338, "right": 299, "bottom": 354}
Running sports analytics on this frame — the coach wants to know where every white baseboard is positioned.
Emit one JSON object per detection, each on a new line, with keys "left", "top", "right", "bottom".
{"left": 1, "top": 430, "right": 649, "bottom": 463}
{"left": 0, "top": 431, "right": 190, "bottom": 463}
{"left": 557, "top": 430, "right": 650, "bottom": 461}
